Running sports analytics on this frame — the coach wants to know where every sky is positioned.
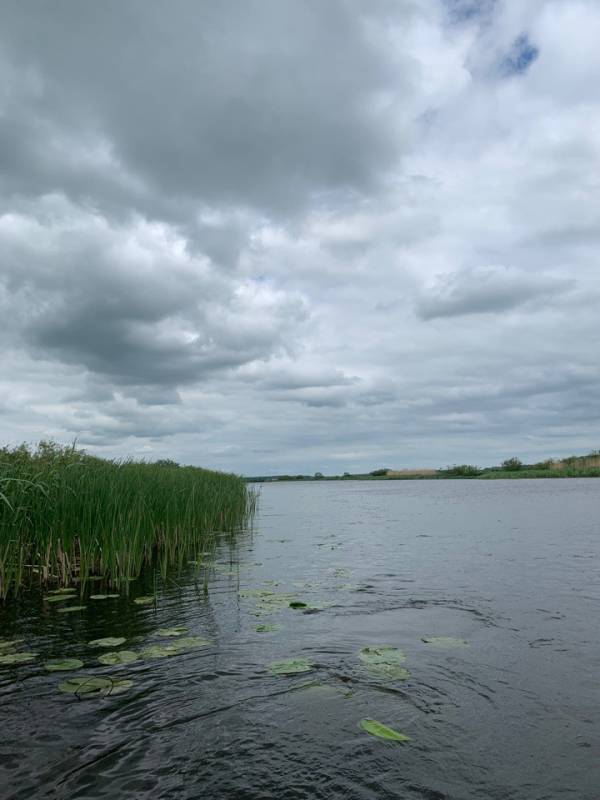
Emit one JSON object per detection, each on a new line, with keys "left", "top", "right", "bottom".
{"left": 0, "top": 0, "right": 599, "bottom": 475}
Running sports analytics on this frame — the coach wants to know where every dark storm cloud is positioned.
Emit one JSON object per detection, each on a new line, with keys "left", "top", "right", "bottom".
{"left": 0, "top": 0, "right": 413, "bottom": 219}
{"left": 417, "top": 267, "right": 575, "bottom": 320}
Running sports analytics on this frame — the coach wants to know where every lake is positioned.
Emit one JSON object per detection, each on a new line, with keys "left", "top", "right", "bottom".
{"left": 1, "top": 479, "right": 598, "bottom": 799}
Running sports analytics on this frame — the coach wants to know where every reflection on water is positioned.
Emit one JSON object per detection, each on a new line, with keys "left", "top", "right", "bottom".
{"left": 1, "top": 479, "right": 599, "bottom": 799}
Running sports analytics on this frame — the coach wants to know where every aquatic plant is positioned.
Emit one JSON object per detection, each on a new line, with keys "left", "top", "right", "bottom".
{"left": 89, "top": 637, "right": 127, "bottom": 647}
{"left": 0, "top": 441, "right": 255, "bottom": 598}
{"left": 421, "top": 636, "right": 468, "bottom": 647}
{"left": 360, "top": 719, "right": 410, "bottom": 742}
{"left": 98, "top": 650, "right": 139, "bottom": 665}
{"left": 45, "top": 658, "right": 84, "bottom": 671}
{"left": 269, "top": 659, "right": 315, "bottom": 675}
{"left": 359, "top": 645, "right": 411, "bottom": 681}
{"left": 58, "top": 676, "right": 133, "bottom": 697}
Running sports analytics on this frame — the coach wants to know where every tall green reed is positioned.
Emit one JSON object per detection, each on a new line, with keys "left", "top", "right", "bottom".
{"left": 0, "top": 442, "right": 254, "bottom": 599}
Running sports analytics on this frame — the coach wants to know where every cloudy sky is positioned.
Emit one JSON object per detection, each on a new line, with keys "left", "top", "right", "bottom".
{"left": 1, "top": 0, "right": 599, "bottom": 474}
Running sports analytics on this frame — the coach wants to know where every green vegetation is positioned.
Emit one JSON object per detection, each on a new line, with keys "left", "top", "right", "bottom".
{"left": 0, "top": 441, "right": 255, "bottom": 599}
{"left": 360, "top": 719, "right": 411, "bottom": 742}
{"left": 246, "top": 450, "right": 600, "bottom": 482}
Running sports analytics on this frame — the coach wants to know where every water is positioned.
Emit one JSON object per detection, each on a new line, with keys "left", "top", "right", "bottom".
{"left": 1, "top": 479, "right": 598, "bottom": 799}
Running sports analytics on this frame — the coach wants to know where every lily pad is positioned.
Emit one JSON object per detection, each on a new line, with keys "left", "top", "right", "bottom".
{"left": 359, "top": 645, "right": 411, "bottom": 681}
{"left": 45, "top": 658, "right": 84, "bottom": 672}
{"left": 0, "top": 652, "right": 38, "bottom": 665}
{"left": 269, "top": 658, "right": 315, "bottom": 676}
{"left": 89, "top": 637, "right": 127, "bottom": 648}
{"left": 57, "top": 605, "right": 87, "bottom": 613}
{"left": 255, "top": 624, "right": 281, "bottom": 633}
{"left": 157, "top": 627, "right": 188, "bottom": 637}
{"left": 45, "top": 595, "right": 75, "bottom": 603}
{"left": 90, "top": 594, "right": 120, "bottom": 600}
{"left": 139, "top": 644, "right": 180, "bottom": 659}
{"left": 58, "top": 675, "right": 133, "bottom": 697}
{"left": 47, "top": 588, "right": 77, "bottom": 595}
{"left": 98, "top": 650, "right": 138, "bottom": 665}
{"left": 421, "top": 636, "right": 468, "bottom": 647}
{"left": 360, "top": 718, "right": 410, "bottom": 742}
{"left": 133, "top": 596, "right": 155, "bottom": 606}
{"left": 289, "top": 601, "right": 307, "bottom": 609}
{"left": 0, "top": 639, "right": 24, "bottom": 651}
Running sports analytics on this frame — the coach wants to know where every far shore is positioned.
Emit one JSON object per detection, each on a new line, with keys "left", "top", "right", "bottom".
{"left": 245, "top": 452, "right": 600, "bottom": 483}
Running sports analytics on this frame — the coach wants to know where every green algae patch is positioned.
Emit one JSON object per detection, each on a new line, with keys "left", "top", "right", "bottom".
{"left": 45, "top": 658, "right": 84, "bottom": 672}
{"left": 360, "top": 718, "right": 410, "bottom": 742}
{"left": 59, "top": 676, "right": 133, "bottom": 697}
{"left": 157, "top": 627, "right": 188, "bottom": 637}
{"left": 57, "top": 605, "right": 87, "bottom": 613}
{"left": 0, "top": 652, "right": 38, "bottom": 665}
{"left": 89, "top": 637, "right": 126, "bottom": 648}
{"left": 269, "top": 659, "right": 315, "bottom": 676}
{"left": 98, "top": 650, "right": 139, "bottom": 666}
{"left": 359, "top": 645, "right": 411, "bottom": 681}
{"left": 421, "top": 636, "right": 468, "bottom": 647}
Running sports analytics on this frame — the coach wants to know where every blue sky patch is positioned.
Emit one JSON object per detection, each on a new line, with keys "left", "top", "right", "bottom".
{"left": 500, "top": 34, "right": 540, "bottom": 76}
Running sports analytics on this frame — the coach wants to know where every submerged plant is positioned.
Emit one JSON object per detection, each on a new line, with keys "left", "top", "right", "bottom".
{"left": 58, "top": 675, "right": 133, "bottom": 697}
{"left": 421, "top": 636, "right": 468, "bottom": 647}
{"left": 157, "top": 627, "right": 188, "bottom": 637}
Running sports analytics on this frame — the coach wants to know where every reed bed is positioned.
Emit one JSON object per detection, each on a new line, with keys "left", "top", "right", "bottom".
{"left": 0, "top": 442, "right": 255, "bottom": 599}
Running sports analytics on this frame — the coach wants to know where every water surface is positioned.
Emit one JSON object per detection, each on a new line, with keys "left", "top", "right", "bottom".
{"left": 1, "top": 479, "right": 598, "bottom": 799}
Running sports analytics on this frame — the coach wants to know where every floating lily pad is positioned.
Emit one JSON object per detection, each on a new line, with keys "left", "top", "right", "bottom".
{"left": 360, "top": 718, "right": 410, "bottom": 742}
{"left": 269, "top": 658, "right": 315, "bottom": 676}
{"left": 58, "top": 675, "right": 133, "bottom": 697}
{"left": 90, "top": 594, "right": 120, "bottom": 600}
{"left": 0, "top": 652, "right": 38, "bottom": 665}
{"left": 45, "top": 658, "right": 84, "bottom": 672}
{"left": 98, "top": 650, "right": 139, "bottom": 665}
{"left": 255, "top": 624, "right": 281, "bottom": 633}
{"left": 139, "top": 644, "right": 180, "bottom": 659}
{"left": 133, "top": 596, "right": 155, "bottom": 606}
{"left": 0, "top": 639, "right": 23, "bottom": 651}
{"left": 157, "top": 627, "right": 188, "bottom": 637}
{"left": 45, "top": 595, "right": 75, "bottom": 603}
{"left": 359, "top": 645, "right": 411, "bottom": 681}
{"left": 57, "top": 605, "right": 87, "bottom": 613}
{"left": 47, "top": 588, "right": 77, "bottom": 595}
{"left": 89, "top": 637, "right": 126, "bottom": 648}
{"left": 289, "top": 601, "right": 307, "bottom": 609}
{"left": 421, "top": 636, "right": 468, "bottom": 647}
